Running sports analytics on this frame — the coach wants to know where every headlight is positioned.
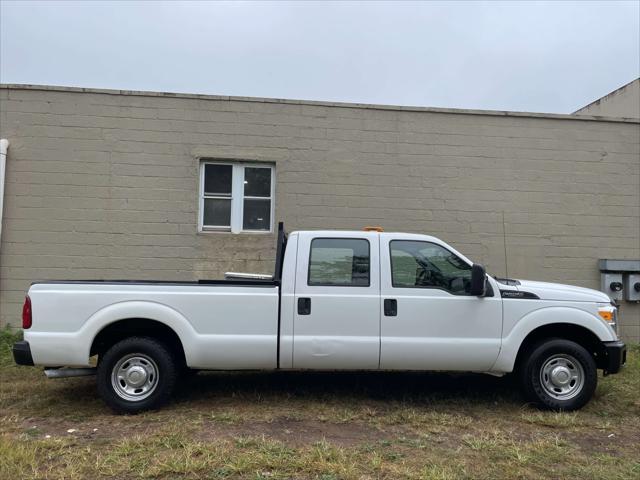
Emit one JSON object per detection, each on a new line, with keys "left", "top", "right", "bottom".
{"left": 598, "top": 305, "right": 617, "bottom": 333}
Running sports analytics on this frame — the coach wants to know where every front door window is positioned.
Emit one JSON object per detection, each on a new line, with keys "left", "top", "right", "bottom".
{"left": 389, "top": 240, "right": 472, "bottom": 295}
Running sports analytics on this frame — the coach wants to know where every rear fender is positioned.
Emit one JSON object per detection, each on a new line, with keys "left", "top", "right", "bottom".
{"left": 83, "top": 301, "right": 198, "bottom": 362}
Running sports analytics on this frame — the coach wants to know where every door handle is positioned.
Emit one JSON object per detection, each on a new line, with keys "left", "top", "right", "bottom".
{"left": 384, "top": 298, "right": 397, "bottom": 317}
{"left": 298, "top": 297, "right": 311, "bottom": 315}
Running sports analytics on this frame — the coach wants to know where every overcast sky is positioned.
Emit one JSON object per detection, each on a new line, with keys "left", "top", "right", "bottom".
{"left": 1, "top": 1, "right": 638, "bottom": 113}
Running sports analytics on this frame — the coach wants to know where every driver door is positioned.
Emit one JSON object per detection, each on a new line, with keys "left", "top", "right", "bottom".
{"left": 379, "top": 234, "right": 502, "bottom": 371}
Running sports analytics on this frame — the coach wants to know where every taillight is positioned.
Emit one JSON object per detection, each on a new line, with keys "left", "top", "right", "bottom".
{"left": 22, "top": 296, "right": 32, "bottom": 329}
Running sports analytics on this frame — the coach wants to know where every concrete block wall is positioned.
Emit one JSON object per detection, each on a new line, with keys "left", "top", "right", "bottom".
{"left": 1, "top": 85, "right": 639, "bottom": 341}
{"left": 574, "top": 78, "right": 640, "bottom": 119}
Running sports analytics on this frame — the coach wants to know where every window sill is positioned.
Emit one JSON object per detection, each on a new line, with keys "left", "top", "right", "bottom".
{"left": 198, "top": 229, "right": 274, "bottom": 235}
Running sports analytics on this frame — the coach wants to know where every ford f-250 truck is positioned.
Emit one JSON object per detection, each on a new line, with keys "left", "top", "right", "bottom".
{"left": 13, "top": 223, "right": 626, "bottom": 413}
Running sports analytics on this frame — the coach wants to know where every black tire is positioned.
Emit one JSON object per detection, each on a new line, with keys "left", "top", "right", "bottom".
{"left": 97, "top": 336, "right": 177, "bottom": 414}
{"left": 519, "top": 338, "right": 597, "bottom": 411}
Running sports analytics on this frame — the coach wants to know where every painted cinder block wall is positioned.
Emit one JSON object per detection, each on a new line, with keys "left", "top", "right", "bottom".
{"left": 0, "top": 85, "right": 639, "bottom": 341}
{"left": 574, "top": 78, "right": 640, "bottom": 119}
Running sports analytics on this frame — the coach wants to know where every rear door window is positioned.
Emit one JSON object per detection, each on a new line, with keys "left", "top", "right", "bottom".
{"left": 308, "top": 238, "right": 370, "bottom": 286}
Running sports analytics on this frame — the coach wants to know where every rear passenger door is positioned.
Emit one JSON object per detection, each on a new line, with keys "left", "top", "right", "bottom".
{"left": 292, "top": 232, "right": 380, "bottom": 369}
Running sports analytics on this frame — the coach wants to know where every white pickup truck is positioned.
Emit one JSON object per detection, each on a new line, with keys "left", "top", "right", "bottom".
{"left": 13, "top": 223, "right": 626, "bottom": 413}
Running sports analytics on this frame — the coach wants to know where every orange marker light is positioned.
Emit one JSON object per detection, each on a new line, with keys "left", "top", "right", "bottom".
{"left": 598, "top": 310, "right": 613, "bottom": 322}
{"left": 363, "top": 226, "right": 384, "bottom": 232}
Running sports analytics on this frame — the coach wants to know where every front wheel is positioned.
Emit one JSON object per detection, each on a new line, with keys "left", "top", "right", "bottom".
{"left": 97, "top": 337, "right": 177, "bottom": 414}
{"left": 519, "top": 339, "right": 597, "bottom": 411}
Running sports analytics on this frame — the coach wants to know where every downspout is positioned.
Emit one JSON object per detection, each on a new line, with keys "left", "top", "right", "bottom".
{"left": 0, "top": 139, "right": 8, "bottom": 246}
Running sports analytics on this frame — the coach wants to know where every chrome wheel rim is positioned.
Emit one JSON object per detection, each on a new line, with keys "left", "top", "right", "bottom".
{"left": 539, "top": 354, "right": 584, "bottom": 400}
{"left": 111, "top": 354, "right": 159, "bottom": 402}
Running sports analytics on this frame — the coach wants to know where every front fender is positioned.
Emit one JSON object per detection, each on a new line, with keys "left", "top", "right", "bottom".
{"left": 491, "top": 306, "right": 615, "bottom": 373}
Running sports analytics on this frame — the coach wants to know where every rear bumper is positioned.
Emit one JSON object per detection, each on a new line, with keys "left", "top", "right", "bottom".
{"left": 13, "top": 340, "right": 34, "bottom": 366}
{"left": 602, "top": 341, "right": 626, "bottom": 375}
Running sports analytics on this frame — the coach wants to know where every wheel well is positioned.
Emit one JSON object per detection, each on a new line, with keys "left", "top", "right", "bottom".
{"left": 515, "top": 323, "right": 607, "bottom": 370}
{"left": 90, "top": 318, "right": 186, "bottom": 367}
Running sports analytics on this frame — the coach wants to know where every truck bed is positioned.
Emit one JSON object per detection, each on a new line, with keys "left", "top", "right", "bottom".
{"left": 25, "top": 281, "right": 280, "bottom": 369}
{"left": 32, "top": 278, "right": 278, "bottom": 286}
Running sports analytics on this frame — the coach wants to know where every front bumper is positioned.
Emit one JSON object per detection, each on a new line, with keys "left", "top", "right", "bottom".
{"left": 602, "top": 340, "right": 626, "bottom": 375}
{"left": 13, "top": 340, "right": 34, "bottom": 366}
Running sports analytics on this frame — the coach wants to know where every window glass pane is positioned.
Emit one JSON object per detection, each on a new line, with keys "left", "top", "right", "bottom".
{"left": 309, "top": 238, "right": 370, "bottom": 286}
{"left": 204, "top": 164, "right": 232, "bottom": 195}
{"left": 203, "top": 198, "right": 231, "bottom": 227}
{"left": 390, "top": 240, "right": 471, "bottom": 295}
{"left": 243, "top": 198, "right": 271, "bottom": 231}
{"left": 244, "top": 167, "right": 271, "bottom": 197}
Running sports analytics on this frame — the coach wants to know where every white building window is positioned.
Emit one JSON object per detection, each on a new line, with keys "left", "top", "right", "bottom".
{"left": 199, "top": 162, "right": 275, "bottom": 233}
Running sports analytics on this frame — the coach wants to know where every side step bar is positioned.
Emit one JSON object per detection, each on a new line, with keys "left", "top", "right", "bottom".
{"left": 44, "top": 367, "right": 97, "bottom": 378}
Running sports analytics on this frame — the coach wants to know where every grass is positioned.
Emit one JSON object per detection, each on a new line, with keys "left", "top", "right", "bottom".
{"left": 1, "top": 328, "right": 639, "bottom": 479}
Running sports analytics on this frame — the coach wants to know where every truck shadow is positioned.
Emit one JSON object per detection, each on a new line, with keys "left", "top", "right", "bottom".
{"left": 42, "top": 371, "right": 524, "bottom": 416}
{"left": 174, "top": 370, "right": 522, "bottom": 407}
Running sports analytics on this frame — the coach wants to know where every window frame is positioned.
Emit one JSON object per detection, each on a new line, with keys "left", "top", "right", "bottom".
{"left": 198, "top": 160, "right": 275, "bottom": 234}
{"left": 307, "top": 237, "right": 371, "bottom": 287}
{"left": 388, "top": 240, "right": 473, "bottom": 295}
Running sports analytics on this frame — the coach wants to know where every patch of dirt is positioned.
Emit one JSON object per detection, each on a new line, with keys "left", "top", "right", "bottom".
{"left": 16, "top": 411, "right": 639, "bottom": 454}
{"left": 14, "top": 414, "right": 407, "bottom": 448}
{"left": 197, "top": 418, "right": 394, "bottom": 447}
{"left": 559, "top": 428, "right": 640, "bottom": 455}
{"left": 15, "top": 415, "right": 159, "bottom": 442}
{"left": 454, "top": 417, "right": 640, "bottom": 456}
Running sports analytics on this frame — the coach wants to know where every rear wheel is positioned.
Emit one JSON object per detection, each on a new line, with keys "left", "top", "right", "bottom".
{"left": 97, "top": 336, "right": 177, "bottom": 414}
{"left": 519, "top": 338, "right": 597, "bottom": 411}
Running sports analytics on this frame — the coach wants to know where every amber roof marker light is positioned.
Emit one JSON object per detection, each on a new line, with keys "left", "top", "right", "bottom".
{"left": 363, "top": 226, "right": 384, "bottom": 232}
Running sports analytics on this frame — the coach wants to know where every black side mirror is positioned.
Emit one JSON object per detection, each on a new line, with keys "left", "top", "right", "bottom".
{"left": 470, "top": 264, "right": 487, "bottom": 296}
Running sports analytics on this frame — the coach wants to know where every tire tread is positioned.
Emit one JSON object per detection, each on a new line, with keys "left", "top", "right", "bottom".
{"left": 519, "top": 338, "right": 597, "bottom": 411}
{"left": 97, "top": 336, "right": 177, "bottom": 414}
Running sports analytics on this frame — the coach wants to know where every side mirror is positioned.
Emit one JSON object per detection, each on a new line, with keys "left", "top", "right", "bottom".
{"left": 470, "top": 264, "right": 487, "bottom": 296}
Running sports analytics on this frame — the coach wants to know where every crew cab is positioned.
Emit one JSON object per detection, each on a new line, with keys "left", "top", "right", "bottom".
{"left": 13, "top": 223, "right": 626, "bottom": 413}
